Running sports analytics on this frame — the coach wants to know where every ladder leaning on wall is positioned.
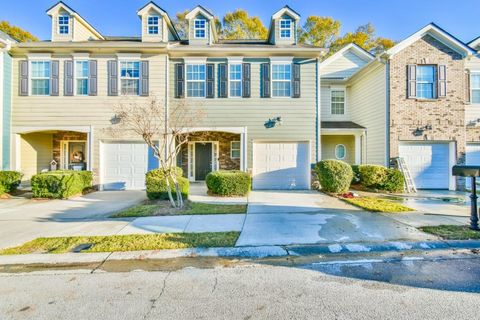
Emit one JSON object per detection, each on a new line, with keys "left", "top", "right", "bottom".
{"left": 391, "top": 157, "right": 417, "bottom": 193}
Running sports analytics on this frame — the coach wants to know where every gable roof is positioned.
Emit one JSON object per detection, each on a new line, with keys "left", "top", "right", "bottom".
{"left": 468, "top": 36, "right": 480, "bottom": 50}
{"left": 136, "top": 1, "right": 180, "bottom": 40}
{"left": 386, "top": 23, "right": 475, "bottom": 58}
{"left": 272, "top": 5, "right": 300, "bottom": 20}
{"left": 46, "top": 1, "right": 104, "bottom": 40}
{"left": 185, "top": 5, "right": 214, "bottom": 20}
{"left": 319, "top": 43, "right": 374, "bottom": 70}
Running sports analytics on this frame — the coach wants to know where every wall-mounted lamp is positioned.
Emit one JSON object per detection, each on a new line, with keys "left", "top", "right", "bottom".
{"left": 264, "top": 117, "right": 282, "bottom": 129}
{"left": 110, "top": 114, "right": 122, "bottom": 125}
{"left": 412, "top": 124, "right": 432, "bottom": 137}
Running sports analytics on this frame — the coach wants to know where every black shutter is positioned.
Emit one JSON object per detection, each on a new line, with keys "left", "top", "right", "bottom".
{"left": 64, "top": 60, "right": 74, "bottom": 96}
{"left": 242, "top": 63, "right": 251, "bottom": 98}
{"left": 261, "top": 63, "right": 270, "bottom": 98}
{"left": 219, "top": 63, "right": 228, "bottom": 98}
{"left": 88, "top": 60, "right": 97, "bottom": 96}
{"left": 175, "top": 63, "right": 185, "bottom": 98}
{"left": 206, "top": 63, "right": 215, "bottom": 98}
{"left": 292, "top": 63, "right": 301, "bottom": 98}
{"left": 108, "top": 60, "right": 118, "bottom": 96}
{"left": 19, "top": 60, "right": 28, "bottom": 96}
{"left": 50, "top": 60, "right": 59, "bottom": 96}
{"left": 140, "top": 61, "right": 149, "bottom": 96}
{"left": 407, "top": 64, "right": 416, "bottom": 98}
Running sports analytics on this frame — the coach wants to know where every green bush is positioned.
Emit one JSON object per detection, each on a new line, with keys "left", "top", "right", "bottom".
{"left": 206, "top": 170, "right": 251, "bottom": 196}
{"left": 146, "top": 167, "right": 189, "bottom": 200}
{"left": 359, "top": 165, "right": 388, "bottom": 188}
{"left": 31, "top": 170, "right": 93, "bottom": 199}
{"left": 351, "top": 165, "right": 361, "bottom": 185}
{"left": 381, "top": 169, "right": 405, "bottom": 192}
{"left": 315, "top": 160, "right": 353, "bottom": 193}
{"left": 0, "top": 171, "right": 23, "bottom": 195}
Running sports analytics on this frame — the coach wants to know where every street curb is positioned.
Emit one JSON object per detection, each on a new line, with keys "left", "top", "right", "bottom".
{"left": 1, "top": 240, "right": 479, "bottom": 266}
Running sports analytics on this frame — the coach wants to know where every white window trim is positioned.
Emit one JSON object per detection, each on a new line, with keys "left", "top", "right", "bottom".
{"left": 147, "top": 15, "right": 159, "bottom": 35}
{"left": 29, "top": 60, "right": 52, "bottom": 96}
{"left": 335, "top": 144, "right": 346, "bottom": 160}
{"left": 271, "top": 61, "right": 293, "bottom": 98}
{"left": 330, "top": 86, "right": 347, "bottom": 116}
{"left": 119, "top": 60, "right": 141, "bottom": 96}
{"left": 228, "top": 63, "right": 242, "bottom": 98}
{"left": 58, "top": 15, "right": 70, "bottom": 35}
{"left": 194, "top": 19, "right": 207, "bottom": 39}
{"left": 471, "top": 71, "right": 480, "bottom": 105}
{"left": 74, "top": 60, "right": 89, "bottom": 96}
{"left": 416, "top": 65, "right": 437, "bottom": 100}
{"left": 185, "top": 63, "right": 207, "bottom": 99}
{"left": 279, "top": 19, "right": 292, "bottom": 38}
{"left": 231, "top": 141, "right": 241, "bottom": 159}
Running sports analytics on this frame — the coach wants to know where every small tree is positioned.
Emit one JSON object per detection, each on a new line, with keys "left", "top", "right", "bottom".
{"left": 110, "top": 96, "right": 204, "bottom": 208}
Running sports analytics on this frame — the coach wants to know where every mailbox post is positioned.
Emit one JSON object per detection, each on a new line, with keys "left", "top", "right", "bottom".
{"left": 452, "top": 165, "right": 480, "bottom": 230}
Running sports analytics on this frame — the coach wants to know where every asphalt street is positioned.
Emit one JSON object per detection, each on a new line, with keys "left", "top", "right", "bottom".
{"left": 1, "top": 249, "right": 480, "bottom": 320}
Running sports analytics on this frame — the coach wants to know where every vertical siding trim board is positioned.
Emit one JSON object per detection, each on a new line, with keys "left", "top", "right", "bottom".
{"left": 385, "top": 60, "right": 390, "bottom": 166}
{"left": 19, "top": 60, "right": 28, "bottom": 96}
{"left": 64, "top": 60, "right": 74, "bottom": 96}
{"left": 206, "top": 63, "right": 215, "bottom": 98}
{"left": 2, "top": 54, "right": 12, "bottom": 169}
{"left": 88, "top": 60, "right": 97, "bottom": 96}
{"left": 50, "top": 60, "right": 59, "bottom": 96}
{"left": 107, "top": 60, "right": 118, "bottom": 96}
{"left": 140, "top": 60, "right": 149, "bottom": 96}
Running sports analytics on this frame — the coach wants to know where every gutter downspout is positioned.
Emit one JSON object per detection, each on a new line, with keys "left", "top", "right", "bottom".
{"left": 316, "top": 57, "right": 321, "bottom": 163}
{"left": 385, "top": 58, "right": 391, "bottom": 167}
{"left": 164, "top": 54, "right": 169, "bottom": 162}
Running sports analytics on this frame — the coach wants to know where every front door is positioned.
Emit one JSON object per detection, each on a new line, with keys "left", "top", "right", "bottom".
{"left": 195, "top": 143, "right": 212, "bottom": 181}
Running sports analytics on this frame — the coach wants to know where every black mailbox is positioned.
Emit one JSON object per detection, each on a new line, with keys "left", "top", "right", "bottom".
{"left": 452, "top": 165, "right": 480, "bottom": 177}
{"left": 452, "top": 165, "right": 480, "bottom": 230}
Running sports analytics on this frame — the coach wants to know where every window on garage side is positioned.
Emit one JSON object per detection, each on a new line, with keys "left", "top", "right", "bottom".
{"left": 331, "top": 89, "right": 345, "bottom": 115}
{"left": 231, "top": 141, "right": 241, "bottom": 159}
{"left": 471, "top": 73, "right": 480, "bottom": 104}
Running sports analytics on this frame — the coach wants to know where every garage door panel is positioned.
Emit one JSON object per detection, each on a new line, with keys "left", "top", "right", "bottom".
{"left": 253, "top": 142, "right": 309, "bottom": 190}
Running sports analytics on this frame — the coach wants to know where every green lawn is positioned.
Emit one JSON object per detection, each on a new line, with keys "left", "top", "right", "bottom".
{"left": 419, "top": 225, "right": 480, "bottom": 240}
{"left": 111, "top": 201, "right": 247, "bottom": 218}
{"left": 0, "top": 232, "right": 240, "bottom": 255}
{"left": 342, "top": 197, "right": 414, "bottom": 213}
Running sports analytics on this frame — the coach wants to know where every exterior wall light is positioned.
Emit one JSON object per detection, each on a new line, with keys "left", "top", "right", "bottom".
{"left": 264, "top": 117, "right": 282, "bottom": 129}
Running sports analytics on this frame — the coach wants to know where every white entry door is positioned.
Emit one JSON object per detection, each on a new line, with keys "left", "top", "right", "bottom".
{"left": 253, "top": 142, "right": 310, "bottom": 190}
{"left": 399, "top": 142, "right": 450, "bottom": 189}
{"left": 101, "top": 142, "right": 149, "bottom": 190}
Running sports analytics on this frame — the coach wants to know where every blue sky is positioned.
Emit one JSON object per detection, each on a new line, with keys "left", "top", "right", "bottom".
{"left": 1, "top": 0, "right": 479, "bottom": 43}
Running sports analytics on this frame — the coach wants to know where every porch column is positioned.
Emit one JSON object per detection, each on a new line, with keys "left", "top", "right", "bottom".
{"left": 240, "top": 131, "right": 247, "bottom": 171}
{"left": 87, "top": 127, "right": 93, "bottom": 171}
{"left": 354, "top": 134, "right": 362, "bottom": 164}
{"left": 11, "top": 134, "right": 21, "bottom": 171}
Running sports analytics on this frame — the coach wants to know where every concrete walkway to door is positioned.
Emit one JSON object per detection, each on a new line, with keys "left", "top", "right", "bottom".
{"left": 236, "top": 190, "right": 435, "bottom": 247}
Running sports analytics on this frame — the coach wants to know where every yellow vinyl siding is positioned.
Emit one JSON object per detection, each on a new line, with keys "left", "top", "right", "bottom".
{"left": 321, "top": 135, "right": 355, "bottom": 164}
{"left": 20, "top": 132, "right": 53, "bottom": 180}
{"left": 321, "top": 51, "right": 369, "bottom": 79}
{"left": 320, "top": 85, "right": 350, "bottom": 121}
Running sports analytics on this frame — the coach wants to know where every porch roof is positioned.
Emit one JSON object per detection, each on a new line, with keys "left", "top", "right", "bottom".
{"left": 321, "top": 121, "right": 365, "bottom": 129}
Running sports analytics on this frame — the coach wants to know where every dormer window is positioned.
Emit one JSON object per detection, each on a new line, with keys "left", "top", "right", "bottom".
{"left": 280, "top": 19, "right": 291, "bottom": 38}
{"left": 194, "top": 19, "right": 206, "bottom": 38}
{"left": 148, "top": 16, "right": 159, "bottom": 35}
{"left": 58, "top": 15, "right": 69, "bottom": 34}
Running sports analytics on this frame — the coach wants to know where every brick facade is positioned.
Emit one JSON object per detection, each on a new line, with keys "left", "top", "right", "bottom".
{"left": 179, "top": 131, "right": 241, "bottom": 178}
{"left": 389, "top": 35, "right": 467, "bottom": 189}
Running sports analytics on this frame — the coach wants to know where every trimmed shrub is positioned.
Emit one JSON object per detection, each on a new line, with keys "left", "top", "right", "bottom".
{"left": 206, "top": 170, "right": 251, "bottom": 196}
{"left": 31, "top": 170, "right": 93, "bottom": 199}
{"left": 0, "top": 171, "right": 23, "bottom": 195}
{"left": 381, "top": 169, "right": 405, "bottom": 192}
{"left": 315, "top": 160, "right": 353, "bottom": 193}
{"left": 359, "top": 165, "right": 388, "bottom": 188}
{"left": 351, "top": 165, "right": 361, "bottom": 185}
{"left": 146, "top": 167, "right": 189, "bottom": 200}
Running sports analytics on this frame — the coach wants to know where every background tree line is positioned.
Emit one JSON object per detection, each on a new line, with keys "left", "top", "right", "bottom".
{"left": 0, "top": 9, "right": 395, "bottom": 55}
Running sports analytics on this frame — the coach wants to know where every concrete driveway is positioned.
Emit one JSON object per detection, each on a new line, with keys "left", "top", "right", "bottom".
{"left": 0, "top": 191, "right": 146, "bottom": 249}
{"left": 236, "top": 190, "right": 434, "bottom": 246}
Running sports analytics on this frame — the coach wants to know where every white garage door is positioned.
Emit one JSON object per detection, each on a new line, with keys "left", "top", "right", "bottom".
{"left": 399, "top": 142, "right": 450, "bottom": 189}
{"left": 466, "top": 144, "right": 480, "bottom": 187}
{"left": 101, "top": 142, "right": 149, "bottom": 190}
{"left": 253, "top": 142, "right": 310, "bottom": 190}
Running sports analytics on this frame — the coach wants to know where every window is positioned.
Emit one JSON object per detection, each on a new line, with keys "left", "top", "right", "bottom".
{"left": 331, "top": 90, "right": 345, "bottom": 115}
{"left": 229, "top": 64, "right": 242, "bottom": 97}
{"left": 194, "top": 19, "right": 206, "bottom": 38}
{"left": 231, "top": 141, "right": 241, "bottom": 159}
{"left": 416, "top": 65, "right": 437, "bottom": 99}
{"left": 471, "top": 73, "right": 480, "bottom": 104}
{"left": 120, "top": 61, "right": 140, "bottom": 95}
{"left": 280, "top": 19, "right": 291, "bottom": 38}
{"left": 186, "top": 64, "right": 206, "bottom": 97}
{"left": 75, "top": 61, "right": 89, "bottom": 95}
{"left": 58, "top": 15, "right": 69, "bottom": 34}
{"left": 335, "top": 144, "right": 346, "bottom": 160}
{"left": 31, "top": 61, "right": 51, "bottom": 95}
{"left": 272, "top": 64, "right": 291, "bottom": 97}
{"left": 147, "top": 16, "right": 159, "bottom": 35}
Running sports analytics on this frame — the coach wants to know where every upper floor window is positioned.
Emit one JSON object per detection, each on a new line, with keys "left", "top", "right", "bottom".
{"left": 280, "top": 19, "right": 291, "bottom": 38}
{"left": 31, "top": 61, "right": 51, "bottom": 96}
{"left": 194, "top": 19, "right": 206, "bottom": 38}
{"left": 148, "top": 16, "right": 159, "bottom": 35}
{"left": 471, "top": 73, "right": 480, "bottom": 104}
{"left": 416, "top": 65, "right": 436, "bottom": 99}
{"left": 186, "top": 64, "right": 206, "bottom": 97}
{"left": 331, "top": 89, "right": 346, "bottom": 115}
{"left": 75, "top": 61, "right": 89, "bottom": 96}
{"left": 229, "top": 64, "right": 242, "bottom": 97}
{"left": 272, "top": 64, "right": 291, "bottom": 97}
{"left": 58, "top": 15, "right": 69, "bottom": 34}
{"left": 120, "top": 61, "right": 140, "bottom": 95}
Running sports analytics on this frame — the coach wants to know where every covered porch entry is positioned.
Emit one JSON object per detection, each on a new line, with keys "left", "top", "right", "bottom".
{"left": 321, "top": 121, "right": 365, "bottom": 164}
